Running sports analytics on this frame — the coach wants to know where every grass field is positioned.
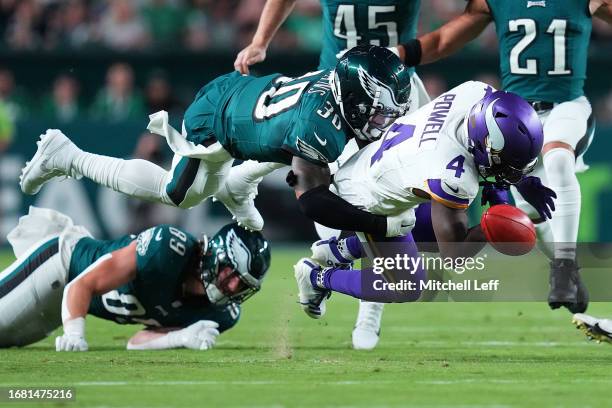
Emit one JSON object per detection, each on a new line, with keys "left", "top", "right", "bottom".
{"left": 1, "top": 248, "right": 612, "bottom": 408}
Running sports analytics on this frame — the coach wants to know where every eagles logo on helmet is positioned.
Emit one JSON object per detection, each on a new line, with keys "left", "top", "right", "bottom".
{"left": 330, "top": 45, "right": 412, "bottom": 142}
{"left": 201, "top": 223, "right": 271, "bottom": 305}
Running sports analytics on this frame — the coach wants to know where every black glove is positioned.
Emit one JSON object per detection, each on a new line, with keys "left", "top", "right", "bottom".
{"left": 481, "top": 181, "right": 510, "bottom": 207}
{"left": 515, "top": 176, "right": 557, "bottom": 220}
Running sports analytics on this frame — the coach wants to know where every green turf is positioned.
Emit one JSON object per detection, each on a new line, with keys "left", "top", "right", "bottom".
{"left": 1, "top": 249, "right": 612, "bottom": 408}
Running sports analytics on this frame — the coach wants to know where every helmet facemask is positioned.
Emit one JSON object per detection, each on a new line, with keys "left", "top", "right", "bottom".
{"left": 331, "top": 63, "right": 410, "bottom": 142}
{"left": 201, "top": 232, "right": 262, "bottom": 306}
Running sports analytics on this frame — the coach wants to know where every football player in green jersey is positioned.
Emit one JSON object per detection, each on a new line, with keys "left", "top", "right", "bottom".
{"left": 233, "top": 0, "right": 428, "bottom": 351}
{"left": 391, "top": 0, "right": 612, "bottom": 314}
{"left": 0, "top": 207, "right": 270, "bottom": 351}
{"left": 234, "top": 0, "right": 420, "bottom": 72}
{"left": 20, "top": 46, "right": 414, "bottom": 242}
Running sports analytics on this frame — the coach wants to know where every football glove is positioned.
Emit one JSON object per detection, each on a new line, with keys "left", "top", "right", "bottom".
{"left": 169, "top": 320, "right": 220, "bottom": 350}
{"left": 56, "top": 317, "right": 88, "bottom": 352}
{"left": 386, "top": 210, "right": 416, "bottom": 237}
{"left": 515, "top": 176, "right": 557, "bottom": 220}
{"left": 480, "top": 181, "right": 511, "bottom": 207}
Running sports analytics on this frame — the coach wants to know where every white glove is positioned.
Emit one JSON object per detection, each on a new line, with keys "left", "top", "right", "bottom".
{"left": 385, "top": 210, "right": 416, "bottom": 237}
{"left": 170, "top": 320, "right": 220, "bottom": 350}
{"left": 55, "top": 317, "right": 88, "bottom": 352}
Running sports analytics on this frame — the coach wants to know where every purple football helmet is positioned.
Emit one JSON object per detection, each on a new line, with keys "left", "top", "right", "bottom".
{"left": 467, "top": 90, "right": 543, "bottom": 184}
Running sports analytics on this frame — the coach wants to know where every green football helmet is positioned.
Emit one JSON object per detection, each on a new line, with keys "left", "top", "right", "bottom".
{"left": 201, "top": 223, "right": 271, "bottom": 305}
{"left": 331, "top": 45, "right": 412, "bottom": 142}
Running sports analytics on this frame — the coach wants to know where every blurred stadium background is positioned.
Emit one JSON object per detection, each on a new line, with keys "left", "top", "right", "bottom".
{"left": 1, "top": 0, "right": 611, "bottom": 244}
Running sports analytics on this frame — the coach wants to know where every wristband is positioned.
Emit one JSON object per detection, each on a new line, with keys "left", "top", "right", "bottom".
{"left": 63, "top": 317, "right": 86, "bottom": 337}
{"left": 401, "top": 39, "right": 422, "bottom": 67}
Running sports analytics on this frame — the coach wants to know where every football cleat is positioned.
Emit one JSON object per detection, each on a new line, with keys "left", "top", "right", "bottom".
{"left": 20, "top": 129, "right": 80, "bottom": 195}
{"left": 572, "top": 313, "right": 612, "bottom": 344}
{"left": 548, "top": 259, "right": 589, "bottom": 313}
{"left": 213, "top": 172, "right": 263, "bottom": 232}
{"left": 352, "top": 301, "right": 384, "bottom": 350}
{"left": 310, "top": 237, "right": 353, "bottom": 268}
{"left": 294, "top": 258, "right": 331, "bottom": 319}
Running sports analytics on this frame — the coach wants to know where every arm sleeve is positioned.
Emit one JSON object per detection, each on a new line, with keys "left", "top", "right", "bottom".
{"left": 298, "top": 186, "right": 387, "bottom": 235}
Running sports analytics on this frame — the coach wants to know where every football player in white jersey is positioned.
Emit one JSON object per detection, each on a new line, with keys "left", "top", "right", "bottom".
{"left": 293, "top": 81, "right": 557, "bottom": 316}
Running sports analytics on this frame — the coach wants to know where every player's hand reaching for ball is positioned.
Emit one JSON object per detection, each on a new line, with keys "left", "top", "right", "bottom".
{"left": 515, "top": 176, "right": 557, "bottom": 220}
{"left": 480, "top": 182, "right": 510, "bottom": 207}
{"left": 234, "top": 43, "right": 267, "bottom": 75}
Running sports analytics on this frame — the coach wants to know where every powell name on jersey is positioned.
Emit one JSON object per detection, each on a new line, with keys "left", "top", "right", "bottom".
{"left": 335, "top": 81, "right": 489, "bottom": 215}
{"left": 68, "top": 225, "right": 240, "bottom": 332}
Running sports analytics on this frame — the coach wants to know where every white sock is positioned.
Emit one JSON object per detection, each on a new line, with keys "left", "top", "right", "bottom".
{"left": 230, "top": 161, "right": 286, "bottom": 185}
{"left": 534, "top": 221, "right": 555, "bottom": 261}
{"left": 71, "top": 150, "right": 169, "bottom": 204}
{"left": 544, "top": 148, "right": 581, "bottom": 260}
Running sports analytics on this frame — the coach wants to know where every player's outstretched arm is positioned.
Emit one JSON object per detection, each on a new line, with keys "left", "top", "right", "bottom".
{"left": 126, "top": 321, "right": 220, "bottom": 351}
{"left": 430, "top": 200, "right": 487, "bottom": 260}
{"left": 56, "top": 242, "right": 138, "bottom": 352}
{"left": 592, "top": 0, "right": 612, "bottom": 23}
{"left": 396, "top": 0, "right": 492, "bottom": 66}
{"left": 290, "top": 157, "right": 411, "bottom": 237}
{"left": 234, "top": 0, "right": 297, "bottom": 74}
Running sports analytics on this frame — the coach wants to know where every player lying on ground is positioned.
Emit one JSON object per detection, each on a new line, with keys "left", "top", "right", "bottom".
{"left": 19, "top": 46, "right": 414, "bottom": 242}
{"left": 292, "top": 81, "right": 557, "bottom": 317}
{"left": 390, "top": 0, "right": 612, "bottom": 313}
{"left": 0, "top": 207, "right": 270, "bottom": 351}
{"left": 572, "top": 313, "right": 612, "bottom": 344}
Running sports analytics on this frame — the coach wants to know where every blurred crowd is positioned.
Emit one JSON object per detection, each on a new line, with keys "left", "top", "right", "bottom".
{"left": 2, "top": 0, "right": 611, "bottom": 53}
{"left": 0, "top": 0, "right": 611, "bottom": 149}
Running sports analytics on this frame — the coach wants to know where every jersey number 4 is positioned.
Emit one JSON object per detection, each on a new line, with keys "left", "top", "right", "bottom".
{"left": 334, "top": 5, "right": 398, "bottom": 53}
{"left": 509, "top": 19, "right": 571, "bottom": 76}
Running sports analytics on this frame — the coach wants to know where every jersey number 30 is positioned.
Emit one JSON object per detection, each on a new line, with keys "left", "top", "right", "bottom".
{"left": 508, "top": 19, "right": 571, "bottom": 76}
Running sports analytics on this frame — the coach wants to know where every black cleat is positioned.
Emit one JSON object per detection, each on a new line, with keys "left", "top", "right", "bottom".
{"left": 548, "top": 259, "right": 589, "bottom": 313}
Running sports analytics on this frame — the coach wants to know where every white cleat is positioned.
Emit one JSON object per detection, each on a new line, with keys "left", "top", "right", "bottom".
{"left": 294, "top": 258, "right": 331, "bottom": 319}
{"left": 310, "top": 237, "right": 353, "bottom": 267}
{"left": 572, "top": 313, "right": 612, "bottom": 344}
{"left": 214, "top": 173, "right": 264, "bottom": 231}
{"left": 352, "top": 301, "right": 384, "bottom": 350}
{"left": 20, "top": 129, "right": 79, "bottom": 195}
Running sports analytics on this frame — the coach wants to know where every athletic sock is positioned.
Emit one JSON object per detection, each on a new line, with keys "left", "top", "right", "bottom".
{"left": 71, "top": 150, "right": 168, "bottom": 203}
{"left": 535, "top": 221, "right": 555, "bottom": 261}
{"left": 230, "top": 160, "right": 286, "bottom": 185}
{"left": 310, "top": 266, "right": 362, "bottom": 299}
{"left": 544, "top": 148, "right": 581, "bottom": 260}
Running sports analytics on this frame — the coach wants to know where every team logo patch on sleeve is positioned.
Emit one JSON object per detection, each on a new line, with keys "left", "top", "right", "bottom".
{"left": 136, "top": 228, "right": 155, "bottom": 255}
{"left": 296, "top": 137, "right": 329, "bottom": 163}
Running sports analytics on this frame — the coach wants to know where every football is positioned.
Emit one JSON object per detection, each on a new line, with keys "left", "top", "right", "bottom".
{"left": 481, "top": 204, "right": 537, "bottom": 256}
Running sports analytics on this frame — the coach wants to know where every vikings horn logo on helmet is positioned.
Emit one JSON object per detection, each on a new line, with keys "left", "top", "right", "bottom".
{"left": 357, "top": 65, "right": 403, "bottom": 110}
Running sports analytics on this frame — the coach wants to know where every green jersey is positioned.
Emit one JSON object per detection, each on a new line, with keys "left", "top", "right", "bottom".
{"left": 68, "top": 225, "right": 240, "bottom": 332}
{"left": 488, "top": 0, "right": 591, "bottom": 102}
{"left": 184, "top": 70, "right": 349, "bottom": 166}
{"left": 319, "top": 0, "right": 420, "bottom": 69}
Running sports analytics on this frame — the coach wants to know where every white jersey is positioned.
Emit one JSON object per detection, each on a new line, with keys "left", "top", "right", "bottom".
{"left": 334, "top": 81, "right": 494, "bottom": 216}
